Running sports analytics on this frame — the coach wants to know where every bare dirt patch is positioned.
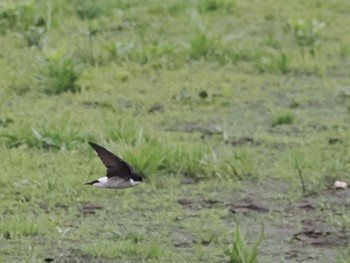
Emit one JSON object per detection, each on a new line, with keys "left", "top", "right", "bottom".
{"left": 178, "top": 179, "right": 350, "bottom": 262}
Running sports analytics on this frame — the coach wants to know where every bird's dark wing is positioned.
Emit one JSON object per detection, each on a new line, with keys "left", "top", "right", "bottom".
{"left": 88, "top": 142, "right": 135, "bottom": 178}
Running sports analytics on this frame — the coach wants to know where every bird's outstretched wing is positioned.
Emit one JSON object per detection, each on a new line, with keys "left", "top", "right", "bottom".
{"left": 88, "top": 142, "right": 135, "bottom": 178}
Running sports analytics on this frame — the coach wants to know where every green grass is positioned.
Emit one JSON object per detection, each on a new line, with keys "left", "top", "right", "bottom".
{"left": 287, "top": 18, "right": 326, "bottom": 57}
{"left": 224, "top": 225, "right": 264, "bottom": 263}
{"left": 0, "top": 215, "right": 40, "bottom": 237}
{"left": 1, "top": 0, "right": 350, "bottom": 262}
{"left": 336, "top": 244, "right": 350, "bottom": 263}
{"left": 0, "top": 113, "right": 90, "bottom": 150}
{"left": 0, "top": 1, "right": 46, "bottom": 47}
{"left": 39, "top": 49, "right": 81, "bottom": 94}
{"left": 271, "top": 110, "right": 295, "bottom": 127}
{"left": 82, "top": 238, "right": 165, "bottom": 260}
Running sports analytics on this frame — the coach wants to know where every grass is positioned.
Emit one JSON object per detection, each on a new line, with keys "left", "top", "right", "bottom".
{"left": 0, "top": 0, "right": 350, "bottom": 262}
{"left": 0, "top": 113, "right": 89, "bottom": 150}
{"left": 39, "top": 49, "right": 81, "bottom": 94}
{"left": 0, "top": 1, "right": 46, "bottom": 47}
{"left": 336, "top": 244, "right": 350, "bottom": 263}
{"left": 255, "top": 51, "right": 290, "bottom": 74}
{"left": 287, "top": 18, "right": 326, "bottom": 57}
{"left": 82, "top": 238, "right": 164, "bottom": 260}
{"left": 290, "top": 150, "right": 306, "bottom": 195}
{"left": 224, "top": 225, "right": 264, "bottom": 263}
{"left": 271, "top": 110, "right": 295, "bottom": 127}
{"left": 0, "top": 215, "right": 40, "bottom": 237}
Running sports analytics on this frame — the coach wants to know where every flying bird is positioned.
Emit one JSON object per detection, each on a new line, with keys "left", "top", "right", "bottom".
{"left": 85, "top": 142, "right": 143, "bottom": 189}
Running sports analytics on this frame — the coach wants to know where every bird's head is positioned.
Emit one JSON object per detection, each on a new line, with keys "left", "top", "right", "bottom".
{"left": 131, "top": 173, "right": 144, "bottom": 182}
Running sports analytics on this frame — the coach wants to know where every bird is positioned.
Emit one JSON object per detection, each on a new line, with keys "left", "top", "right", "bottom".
{"left": 85, "top": 142, "right": 143, "bottom": 189}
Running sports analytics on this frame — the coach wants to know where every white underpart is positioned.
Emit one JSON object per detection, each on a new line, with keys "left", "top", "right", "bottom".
{"left": 130, "top": 178, "right": 141, "bottom": 186}
{"left": 91, "top": 176, "right": 141, "bottom": 188}
{"left": 92, "top": 176, "right": 108, "bottom": 188}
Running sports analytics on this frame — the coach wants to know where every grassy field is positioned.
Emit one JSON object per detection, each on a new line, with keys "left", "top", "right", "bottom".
{"left": 1, "top": 0, "right": 350, "bottom": 262}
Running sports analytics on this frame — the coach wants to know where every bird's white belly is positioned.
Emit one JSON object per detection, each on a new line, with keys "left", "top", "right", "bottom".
{"left": 92, "top": 176, "right": 108, "bottom": 188}
{"left": 92, "top": 176, "right": 140, "bottom": 189}
{"left": 130, "top": 178, "right": 141, "bottom": 186}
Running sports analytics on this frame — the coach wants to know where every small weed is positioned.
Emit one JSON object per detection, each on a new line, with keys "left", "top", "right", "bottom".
{"left": 0, "top": 117, "right": 14, "bottom": 128}
{"left": 103, "top": 41, "right": 136, "bottom": 64}
{"left": 199, "top": 0, "right": 221, "bottom": 12}
{"left": 271, "top": 111, "right": 295, "bottom": 126}
{"left": 189, "top": 29, "right": 218, "bottom": 60}
{"left": 290, "top": 150, "right": 306, "bottom": 195}
{"left": 338, "top": 87, "right": 350, "bottom": 100}
{"left": 255, "top": 51, "right": 290, "bottom": 74}
{"left": 0, "top": 2, "right": 46, "bottom": 47}
{"left": 106, "top": 118, "right": 152, "bottom": 146}
{"left": 264, "top": 33, "right": 280, "bottom": 49}
{"left": 75, "top": 43, "right": 107, "bottom": 67}
{"left": 80, "top": 20, "right": 100, "bottom": 66}
{"left": 332, "top": 213, "right": 350, "bottom": 232}
{"left": 39, "top": 49, "right": 81, "bottom": 94}
{"left": 214, "top": 148, "right": 256, "bottom": 179}
{"left": 75, "top": 0, "right": 133, "bottom": 20}
{"left": 199, "top": 230, "right": 219, "bottom": 245}
{"left": 188, "top": 27, "right": 239, "bottom": 64}
{"left": 287, "top": 18, "right": 325, "bottom": 57}
{"left": 224, "top": 224, "right": 264, "bottom": 263}
{"left": 145, "top": 242, "right": 162, "bottom": 260}
{"left": 166, "top": 2, "right": 190, "bottom": 16}
{"left": 166, "top": 144, "right": 211, "bottom": 177}
{"left": 173, "top": 87, "right": 193, "bottom": 102}
{"left": 197, "top": 0, "right": 236, "bottom": 13}
{"left": 75, "top": 0, "right": 108, "bottom": 20}
{"left": 134, "top": 42, "right": 181, "bottom": 69}
{"left": 336, "top": 244, "right": 350, "bottom": 263}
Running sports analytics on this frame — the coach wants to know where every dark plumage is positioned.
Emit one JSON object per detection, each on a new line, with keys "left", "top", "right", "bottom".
{"left": 85, "top": 142, "right": 143, "bottom": 189}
